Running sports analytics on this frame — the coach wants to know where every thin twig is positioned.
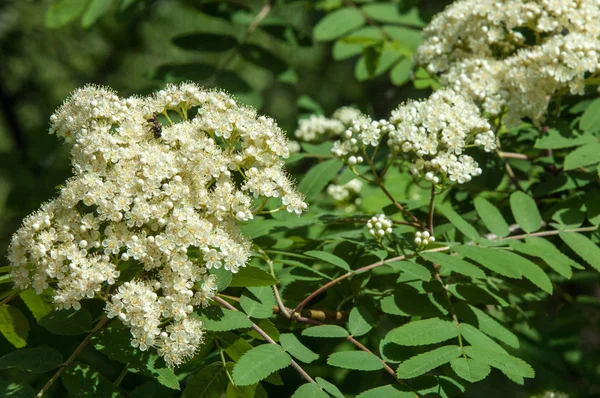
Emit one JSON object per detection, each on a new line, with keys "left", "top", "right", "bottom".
{"left": 293, "top": 246, "right": 450, "bottom": 314}
{"left": 0, "top": 291, "right": 18, "bottom": 306}
{"left": 213, "top": 296, "right": 317, "bottom": 385}
{"left": 113, "top": 365, "right": 129, "bottom": 387}
{"left": 498, "top": 225, "right": 598, "bottom": 241}
{"left": 36, "top": 316, "right": 109, "bottom": 397}
{"left": 427, "top": 184, "right": 435, "bottom": 236}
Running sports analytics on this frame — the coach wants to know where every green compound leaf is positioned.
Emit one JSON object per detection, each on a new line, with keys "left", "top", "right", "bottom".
{"left": 474, "top": 197, "right": 509, "bottom": 237}
{"left": 240, "top": 287, "right": 276, "bottom": 319}
{"left": 61, "top": 361, "right": 123, "bottom": 397}
{"left": 390, "top": 318, "right": 458, "bottom": 346}
{"left": 510, "top": 237, "right": 573, "bottom": 278}
{"left": 231, "top": 344, "right": 292, "bottom": 386}
{"left": 313, "top": 8, "right": 366, "bottom": 41}
{"left": 0, "top": 304, "right": 29, "bottom": 348}
{"left": 457, "top": 304, "right": 519, "bottom": 348}
{"left": 452, "top": 246, "right": 521, "bottom": 278}
{"left": 535, "top": 128, "right": 596, "bottom": 149}
{"left": 304, "top": 250, "right": 350, "bottom": 271}
{"left": 38, "top": 308, "right": 92, "bottom": 336}
{"left": 458, "top": 324, "right": 506, "bottom": 354}
{"left": 182, "top": 362, "right": 229, "bottom": 398}
{"left": 279, "top": 333, "right": 319, "bottom": 364}
{"left": 509, "top": 192, "right": 542, "bottom": 233}
{"left": 316, "top": 377, "right": 344, "bottom": 398}
{"left": 19, "top": 289, "right": 53, "bottom": 321}
{"left": 439, "top": 205, "right": 480, "bottom": 241}
{"left": 560, "top": 231, "right": 600, "bottom": 271}
{"left": 302, "top": 325, "right": 349, "bottom": 338}
{"left": 464, "top": 346, "right": 535, "bottom": 380}
{"left": 292, "top": 383, "right": 329, "bottom": 398}
{"left": 387, "top": 260, "right": 431, "bottom": 281}
{"left": 396, "top": 345, "right": 461, "bottom": 379}
{"left": 564, "top": 143, "right": 600, "bottom": 170}
{"left": 328, "top": 351, "right": 384, "bottom": 371}
{"left": 0, "top": 346, "right": 62, "bottom": 373}
{"left": 200, "top": 307, "right": 253, "bottom": 332}
{"left": 348, "top": 306, "right": 374, "bottom": 337}
{"left": 298, "top": 159, "right": 343, "bottom": 202}
{"left": 580, "top": 98, "right": 600, "bottom": 133}
{"left": 450, "top": 358, "right": 491, "bottom": 383}
{"left": 420, "top": 252, "right": 486, "bottom": 279}
{"left": 357, "top": 385, "right": 417, "bottom": 398}
{"left": 230, "top": 266, "right": 278, "bottom": 287}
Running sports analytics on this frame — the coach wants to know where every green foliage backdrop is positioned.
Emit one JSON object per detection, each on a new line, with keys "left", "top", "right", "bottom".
{"left": 0, "top": 0, "right": 599, "bottom": 397}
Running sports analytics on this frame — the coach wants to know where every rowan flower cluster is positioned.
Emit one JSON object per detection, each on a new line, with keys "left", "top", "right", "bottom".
{"left": 367, "top": 214, "right": 393, "bottom": 240}
{"left": 327, "top": 178, "right": 363, "bottom": 212}
{"left": 417, "top": 0, "right": 600, "bottom": 124}
{"left": 414, "top": 231, "right": 435, "bottom": 249}
{"left": 7, "top": 83, "right": 306, "bottom": 366}
{"left": 294, "top": 106, "right": 362, "bottom": 143}
{"left": 332, "top": 90, "right": 495, "bottom": 184}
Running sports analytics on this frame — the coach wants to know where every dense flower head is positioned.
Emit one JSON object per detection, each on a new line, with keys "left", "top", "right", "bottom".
{"left": 417, "top": 0, "right": 600, "bottom": 124}
{"left": 327, "top": 178, "right": 363, "bottom": 212}
{"left": 367, "top": 214, "right": 393, "bottom": 240}
{"left": 332, "top": 90, "right": 495, "bottom": 185}
{"left": 7, "top": 82, "right": 306, "bottom": 366}
{"left": 294, "top": 106, "right": 362, "bottom": 143}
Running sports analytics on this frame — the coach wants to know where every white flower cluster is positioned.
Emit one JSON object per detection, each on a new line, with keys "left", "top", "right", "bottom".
{"left": 7, "top": 83, "right": 306, "bottom": 366}
{"left": 414, "top": 231, "right": 435, "bottom": 249}
{"left": 294, "top": 106, "right": 362, "bottom": 143}
{"left": 367, "top": 214, "right": 393, "bottom": 240}
{"left": 327, "top": 178, "right": 363, "bottom": 212}
{"left": 332, "top": 90, "right": 496, "bottom": 184}
{"left": 417, "top": 0, "right": 600, "bottom": 124}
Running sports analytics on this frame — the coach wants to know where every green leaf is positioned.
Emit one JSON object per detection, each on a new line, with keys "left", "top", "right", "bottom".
{"left": 292, "top": 383, "right": 329, "bottom": 398}
{"left": 45, "top": 0, "right": 90, "bottom": 28}
{"left": 328, "top": 351, "right": 384, "bottom": 371}
{"left": 182, "top": 362, "right": 229, "bottom": 398}
{"left": 224, "top": 338, "right": 253, "bottom": 362}
{"left": 474, "top": 197, "right": 509, "bottom": 237}
{"left": 390, "top": 58, "right": 413, "bottom": 86}
{"left": 450, "top": 358, "right": 491, "bottom": 383}
{"left": 396, "top": 346, "right": 461, "bottom": 379}
{"left": 39, "top": 308, "right": 92, "bottom": 336}
{"left": 458, "top": 324, "right": 506, "bottom": 353}
{"left": 225, "top": 381, "right": 256, "bottom": 398}
{"left": 579, "top": 98, "right": 600, "bottom": 133}
{"left": 279, "top": 333, "right": 319, "bottom": 364}
{"left": 560, "top": 231, "right": 600, "bottom": 271}
{"left": 509, "top": 192, "right": 542, "bottom": 233}
{"left": 61, "top": 362, "right": 123, "bottom": 397}
{"left": 387, "top": 260, "right": 431, "bottom": 281}
{"left": 298, "top": 159, "right": 343, "bottom": 202}
{"left": 390, "top": 318, "right": 458, "bottom": 346}
{"left": 19, "top": 289, "right": 53, "bottom": 321}
{"left": 420, "top": 252, "right": 486, "bottom": 279}
{"left": 0, "top": 305, "right": 29, "bottom": 348}
{"left": 510, "top": 237, "right": 573, "bottom": 278}
{"left": 313, "top": 8, "right": 366, "bottom": 41}
{"left": 0, "top": 347, "right": 62, "bottom": 373}
{"left": 316, "top": 377, "right": 344, "bottom": 398}
{"left": 458, "top": 305, "right": 519, "bottom": 348}
{"left": 247, "top": 319, "right": 280, "bottom": 342}
{"left": 357, "top": 385, "right": 416, "bottom": 398}
{"left": 81, "top": 0, "right": 113, "bottom": 28}
{"left": 361, "top": 4, "right": 425, "bottom": 27}
{"left": 304, "top": 250, "right": 350, "bottom": 271}
{"left": 348, "top": 306, "right": 374, "bottom": 337}
{"left": 200, "top": 307, "right": 253, "bottom": 332}
{"left": 564, "top": 143, "right": 600, "bottom": 170}
{"left": 0, "top": 379, "right": 35, "bottom": 398}
{"left": 510, "top": 253, "right": 553, "bottom": 294}
{"left": 230, "top": 266, "right": 278, "bottom": 287}
{"left": 302, "top": 325, "right": 349, "bottom": 338}
{"left": 439, "top": 205, "right": 480, "bottom": 241}
{"left": 464, "top": 346, "right": 535, "bottom": 379}
{"left": 452, "top": 246, "right": 521, "bottom": 278}
{"left": 240, "top": 287, "right": 275, "bottom": 319}
{"left": 333, "top": 27, "right": 382, "bottom": 60}
{"left": 231, "top": 344, "right": 292, "bottom": 386}
{"left": 209, "top": 267, "right": 232, "bottom": 292}
{"left": 535, "top": 128, "right": 596, "bottom": 149}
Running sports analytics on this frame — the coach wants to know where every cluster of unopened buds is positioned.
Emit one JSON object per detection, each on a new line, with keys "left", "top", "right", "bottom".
{"left": 414, "top": 231, "right": 435, "bottom": 249}
{"left": 367, "top": 215, "right": 393, "bottom": 240}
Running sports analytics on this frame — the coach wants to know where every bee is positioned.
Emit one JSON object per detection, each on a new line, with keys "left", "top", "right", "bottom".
{"left": 147, "top": 115, "right": 162, "bottom": 139}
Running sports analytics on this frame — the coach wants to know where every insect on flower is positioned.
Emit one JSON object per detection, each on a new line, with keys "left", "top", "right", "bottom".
{"left": 147, "top": 115, "right": 162, "bottom": 139}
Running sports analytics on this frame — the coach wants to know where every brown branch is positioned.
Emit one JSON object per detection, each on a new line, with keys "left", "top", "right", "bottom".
{"left": 498, "top": 151, "right": 529, "bottom": 160}
{"left": 292, "top": 246, "right": 450, "bottom": 314}
{"left": 213, "top": 296, "right": 318, "bottom": 385}
{"left": 36, "top": 315, "right": 109, "bottom": 397}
